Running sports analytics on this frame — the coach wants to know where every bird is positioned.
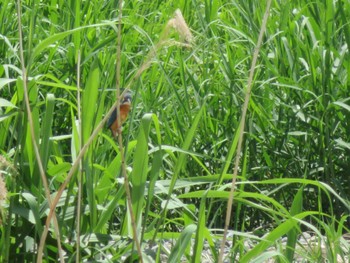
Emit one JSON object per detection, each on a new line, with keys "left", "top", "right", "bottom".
{"left": 107, "top": 92, "right": 132, "bottom": 138}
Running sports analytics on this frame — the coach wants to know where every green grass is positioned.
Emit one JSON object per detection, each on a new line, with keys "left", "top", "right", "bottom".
{"left": 1, "top": 0, "right": 350, "bottom": 262}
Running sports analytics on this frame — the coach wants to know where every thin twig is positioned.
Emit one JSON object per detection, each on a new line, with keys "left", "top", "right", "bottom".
{"left": 217, "top": 1, "right": 272, "bottom": 262}
{"left": 115, "top": 1, "right": 143, "bottom": 262}
{"left": 15, "top": 1, "right": 64, "bottom": 262}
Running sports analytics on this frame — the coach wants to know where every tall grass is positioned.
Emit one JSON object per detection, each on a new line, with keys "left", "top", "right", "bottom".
{"left": 0, "top": 0, "right": 349, "bottom": 262}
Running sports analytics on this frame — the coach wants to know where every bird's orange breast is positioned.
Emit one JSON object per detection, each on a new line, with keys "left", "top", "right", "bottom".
{"left": 109, "top": 104, "right": 131, "bottom": 138}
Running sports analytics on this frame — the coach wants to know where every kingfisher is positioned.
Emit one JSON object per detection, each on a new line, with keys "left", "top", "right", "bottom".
{"left": 107, "top": 92, "right": 132, "bottom": 138}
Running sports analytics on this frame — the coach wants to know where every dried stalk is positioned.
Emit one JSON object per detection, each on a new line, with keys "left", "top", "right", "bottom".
{"left": 217, "top": 1, "right": 272, "bottom": 262}
{"left": 75, "top": 50, "right": 82, "bottom": 263}
{"left": 15, "top": 1, "right": 64, "bottom": 262}
{"left": 115, "top": 0, "right": 143, "bottom": 262}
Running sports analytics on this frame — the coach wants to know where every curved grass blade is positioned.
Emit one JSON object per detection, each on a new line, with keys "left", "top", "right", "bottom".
{"left": 168, "top": 224, "right": 197, "bottom": 263}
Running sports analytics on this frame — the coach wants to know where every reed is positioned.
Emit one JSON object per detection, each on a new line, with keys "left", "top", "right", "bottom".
{"left": 0, "top": 0, "right": 349, "bottom": 262}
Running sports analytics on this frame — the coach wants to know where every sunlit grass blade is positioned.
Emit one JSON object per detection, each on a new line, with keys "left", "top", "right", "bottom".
{"left": 240, "top": 212, "right": 318, "bottom": 263}
{"left": 82, "top": 58, "right": 100, "bottom": 143}
{"left": 30, "top": 21, "right": 117, "bottom": 64}
{"left": 129, "top": 113, "right": 153, "bottom": 232}
{"left": 285, "top": 187, "right": 303, "bottom": 261}
{"left": 38, "top": 94, "right": 55, "bottom": 172}
{"left": 168, "top": 224, "right": 197, "bottom": 263}
{"left": 192, "top": 190, "right": 207, "bottom": 263}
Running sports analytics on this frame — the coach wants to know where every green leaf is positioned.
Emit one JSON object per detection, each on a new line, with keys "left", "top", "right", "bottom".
{"left": 82, "top": 58, "right": 100, "bottom": 143}
{"left": 30, "top": 21, "right": 116, "bottom": 63}
{"left": 0, "top": 98, "right": 17, "bottom": 108}
{"left": 22, "top": 192, "right": 43, "bottom": 235}
{"left": 131, "top": 113, "right": 153, "bottom": 230}
{"left": 39, "top": 93, "right": 55, "bottom": 171}
{"left": 285, "top": 187, "right": 303, "bottom": 261}
{"left": 0, "top": 78, "right": 16, "bottom": 90}
{"left": 240, "top": 219, "right": 296, "bottom": 263}
{"left": 335, "top": 138, "right": 350, "bottom": 150}
{"left": 192, "top": 190, "right": 207, "bottom": 263}
{"left": 333, "top": 101, "right": 350, "bottom": 112}
{"left": 169, "top": 224, "right": 197, "bottom": 263}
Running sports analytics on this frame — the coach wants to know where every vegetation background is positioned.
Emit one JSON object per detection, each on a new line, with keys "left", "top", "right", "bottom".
{"left": 0, "top": 0, "right": 349, "bottom": 262}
